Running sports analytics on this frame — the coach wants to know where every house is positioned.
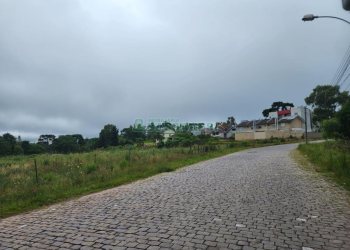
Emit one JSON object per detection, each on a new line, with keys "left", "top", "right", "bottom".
{"left": 278, "top": 115, "right": 304, "bottom": 131}
{"left": 213, "top": 121, "right": 236, "bottom": 139}
{"left": 201, "top": 128, "right": 213, "bottom": 136}
{"left": 235, "top": 106, "right": 313, "bottom": 141}
{"left": 268, "top": 106, "right": 312, "bottom": 131}
{"left": 37, "top": 134, "right": 55, "bottom": 145}
{"left": 190, "top": 130, "right": 202, "bottom": 136}
{"left": 236, "top": 118, "right": 277, "bottom": 133}
{"left": 162, "top": 129, "right": 175, "bottom": 142}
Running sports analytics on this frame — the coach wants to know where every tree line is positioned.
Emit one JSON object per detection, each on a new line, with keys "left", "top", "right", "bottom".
{"left": 0, "top": 122, "right": 219, "bottom": 156}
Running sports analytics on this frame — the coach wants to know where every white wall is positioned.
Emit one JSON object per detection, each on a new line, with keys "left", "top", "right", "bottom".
{"left": 291, "top": 106, "right": 312, "bottom": 132}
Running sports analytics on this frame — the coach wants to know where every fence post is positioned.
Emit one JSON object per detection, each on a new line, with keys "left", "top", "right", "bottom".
{"left": 128, "top": 146, "right": 132, "bottom": 162}
{"left": 34, "top": 159, "right": 38, "bottom": 184}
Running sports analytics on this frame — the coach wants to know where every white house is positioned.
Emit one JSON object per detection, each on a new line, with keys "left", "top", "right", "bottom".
{"left": 162, "top": 129, "right": 175, "bottom": 142}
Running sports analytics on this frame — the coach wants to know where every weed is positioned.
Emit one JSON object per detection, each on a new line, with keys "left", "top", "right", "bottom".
{"left": 298, "top": 141, "right": 350, "bottom": 191}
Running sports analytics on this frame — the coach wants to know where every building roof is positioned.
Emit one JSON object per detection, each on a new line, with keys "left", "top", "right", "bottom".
{"left": 279, "top": 115, "right": 303, "bottom": 123}
{"left": 237, "top": 120, "right": 252, "bottom": 128}
{"left": 237, "top": 118, "right": 276, "bottom": 128}
{"left": 237, "top": 115, "right": 303, "bottom": 128}
{"left": 162, "top": 129, "right": 175, "bottom": 134}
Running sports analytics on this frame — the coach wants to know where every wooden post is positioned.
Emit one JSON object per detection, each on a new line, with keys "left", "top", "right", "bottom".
{"left": 34, "top": 159, "right": 38, "bottom": 184}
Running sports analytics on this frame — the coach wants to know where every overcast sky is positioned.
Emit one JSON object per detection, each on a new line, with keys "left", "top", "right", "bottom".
{"left": 0, "top": 0, "right": 349, "bottom": 140}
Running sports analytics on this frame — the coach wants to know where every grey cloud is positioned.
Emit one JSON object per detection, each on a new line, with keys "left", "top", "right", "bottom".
{"left": 0, "top": 0, "right": 349, "bottom": 141}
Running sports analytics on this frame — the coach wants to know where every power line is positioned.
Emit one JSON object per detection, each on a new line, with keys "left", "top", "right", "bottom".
{"left": 344, "top": 73, "right": 350, "bottom": 91}
{"left": 344, "top": 81, "right": 350, "bottom": 91}
{"left": 333, "top": 44, "right": 350, "bottom": 86}
{"left": 338, "top": 58, "right": 350, "bottom": 86}
{"left": 332, "top": 44, "right": 350, "bottom": 85}
{"left": 339, "top": 67, "right": 350, "bottom": 88}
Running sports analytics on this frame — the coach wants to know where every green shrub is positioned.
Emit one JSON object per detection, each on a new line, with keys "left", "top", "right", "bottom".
{"left": 157, "top": 165, "right": 173, "bottom": 173}
{"left": 322, "top": 118, "right": 341, "bottom": 139}
{"left": 42, "top": 172, "right": 59, "bottom": 183}
{"left": 43, "top": 159, "right": 50, "bottom": 166}
{"left": 84, "top": 164, "right": 97, "bottom": 174}
{"left": 119, "top": 160, "right": 129, "bottom": 169}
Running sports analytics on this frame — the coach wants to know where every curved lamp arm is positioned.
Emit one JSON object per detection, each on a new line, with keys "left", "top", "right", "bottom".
{"left": 302, "top": 14, "right": 350, "bottom": 25}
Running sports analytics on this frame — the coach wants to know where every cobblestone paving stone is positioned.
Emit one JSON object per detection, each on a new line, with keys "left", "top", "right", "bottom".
{"left": 1, "top": 144, "right": 350, "bottom": 250}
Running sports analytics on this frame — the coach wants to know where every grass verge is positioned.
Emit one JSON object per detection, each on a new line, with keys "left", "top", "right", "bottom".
{"left": 296, "top": 141, "right": 350, "bottom": 191}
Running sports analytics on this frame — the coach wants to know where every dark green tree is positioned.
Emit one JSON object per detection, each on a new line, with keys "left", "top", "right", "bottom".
{"left": 71, "top": 134, "right": 85, "bottom": 146}
{"left": 262, "top": 101, "right": 294, "bottom": 117}
{"left": 147, "top": 122, "right": 163, "bottom": 141}
{"left": 322, "top": 100, "right": 350, "bottom": 140}
{"left": 121, "top": 125, "right": 146, "bottom": 144}
{"left": 98, "top": 124, "right": 119, "bottom": 148}
{"left": 21, "top": 141, "right": 46, "bottom": 155}
{"left": 83, "top": 138, "right": 98, "bottom": 151}
{"left": 0, "top": 136, "right": 10, "bottom": 156}
{"left": 0, "top": 133, "right": 16, "bottom": 155}
{"left": 336, "top": 100, "right": 350, "bottom": 140}
{"left": 322, "top": 118, "right": 341, "bottom": 139}
{"left": 53, "top": 135, "right": 80, "bottom": 153}
{"left": 21, "top": 141, "right": 31, "bottom": 154}
{"left": 305, "top": 85, "right": 349, "bottom": 124}
{"left": 226, "top": 116, "right": 236, "bottom": 126}
{"left": 157, "top": 121, "right": 175, "bottom": 130}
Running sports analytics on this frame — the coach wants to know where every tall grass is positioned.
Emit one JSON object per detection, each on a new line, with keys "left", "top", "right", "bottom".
{"left": 298, "top": 141, "right": 350, "bottom": 190}
{"left": 0, "top": 138, "right": 301, "bottom": 218}
{"left": 0, "top": 144, "right": 245, "bottom": 218}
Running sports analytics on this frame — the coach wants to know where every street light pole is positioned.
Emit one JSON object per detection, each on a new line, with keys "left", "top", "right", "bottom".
{"left": 304, "top": 107, "right": 308, "bottom": 144}
{"left": 302, "top": 14, "right": 350, "bottom": 25}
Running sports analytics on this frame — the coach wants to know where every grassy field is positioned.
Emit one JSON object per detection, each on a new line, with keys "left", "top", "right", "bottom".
{"left": 298, "top": 141, "right": 350, "bottom": 191}
{"left": 0, "top": 138, "right": 300, "bottom": 218}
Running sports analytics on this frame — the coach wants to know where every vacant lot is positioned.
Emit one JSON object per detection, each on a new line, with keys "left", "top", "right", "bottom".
{"left": 0, "top": 143, "right": 241, "bottom": 218}
{"left": 0, "top": 138, "right": 302, "bottom": 218}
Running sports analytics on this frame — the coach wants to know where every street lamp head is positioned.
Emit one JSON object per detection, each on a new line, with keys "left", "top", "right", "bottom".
{"left": 302, "top": 14, "right": 317, "bottom": 21}
{"left": 301, "top": 14, "right": 350, "bottom": 25}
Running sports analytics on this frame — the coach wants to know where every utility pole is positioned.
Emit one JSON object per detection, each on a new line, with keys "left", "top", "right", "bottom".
{"left": 304, "top": 107, "right": 308, "bottom": 144}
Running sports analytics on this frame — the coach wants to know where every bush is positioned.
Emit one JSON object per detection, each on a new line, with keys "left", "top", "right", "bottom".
{"left": 157, "top": 165, "right": 173, "bottom": 173}
{"left": 337, "top": 101, "right": 350, "bottom": 140}
{"left": 322, "top": 118, "right": 341, "bottom": 139}
{"left": 239, "top": 141, "right": 249, "bottom": 147}
{"left": 84, "top": 164, "right": 97, "bottom": 174}
{"left": 119, "top": 160, "right": 129, "bottom": 169}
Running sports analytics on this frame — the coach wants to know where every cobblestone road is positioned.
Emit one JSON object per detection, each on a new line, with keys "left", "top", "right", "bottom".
{"left": 1, "top": 144, "right": 350, "bottom": 250}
